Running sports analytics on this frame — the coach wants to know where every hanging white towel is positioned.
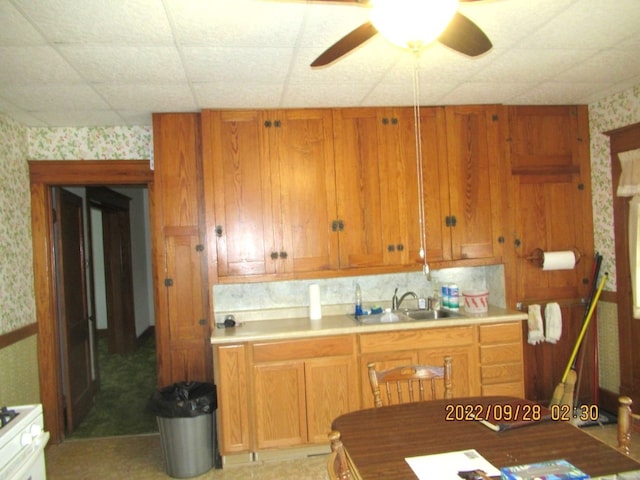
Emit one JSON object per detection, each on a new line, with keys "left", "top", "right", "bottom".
{"left": 545, "top": 302, "right": 562, "bottom": 343}
{"left": 527, "top": 304, "right": 544, "bottom": 345}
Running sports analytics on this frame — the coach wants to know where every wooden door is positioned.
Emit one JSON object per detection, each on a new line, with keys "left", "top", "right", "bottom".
{"left": 444, "top": 106, "right": 504, "bottom": 262}
{"left": 253, "top": 361, "right": 307, "bottom": 449}
{"left": 54, "top": 188, "right": 93, "bottom": 433}
{"left": 152, "top": 113, "right": 211, "bottom": 386}
{"left": 202, "top": 109, "right": 276, "bottom": 278}
{"left": 507, "top": 106, "right": 593, "bottom": 303}
{"left": 271, "top": 108, "right": 339, "bottom": 274}
{"left": 505, "top": 105, "right": 595, "bottom": 404}
{"left": 359, "top": 351, "right": 419, "bottom": 408}
{"left": 304, "top": 356, "right": 359, "bottom": 444}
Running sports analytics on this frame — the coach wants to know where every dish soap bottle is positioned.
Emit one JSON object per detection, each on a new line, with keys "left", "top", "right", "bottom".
{"left": 355, "top": 283, "right": 363, "bottom": 316}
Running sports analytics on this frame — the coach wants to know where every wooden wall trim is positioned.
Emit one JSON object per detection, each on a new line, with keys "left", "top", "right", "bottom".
{"left": 605, "top": 121, "right": 640, "bottom": 404}
{"left": 0, "top": 323, "right": 38, "bottom": 348}
{"left": 29, "top": 160, "right": 154, "bottom": 444}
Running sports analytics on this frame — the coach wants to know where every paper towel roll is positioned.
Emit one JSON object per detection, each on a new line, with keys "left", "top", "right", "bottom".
{"left": 309, "top": 283, "right": 322, "bottom": 320}
{"left": 542, "top": 250, "right": 576, "bottom": 271}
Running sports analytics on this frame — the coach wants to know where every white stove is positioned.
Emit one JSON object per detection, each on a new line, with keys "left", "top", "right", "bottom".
{"left": 0, "top": 405, "right": 49, "bottom": 480}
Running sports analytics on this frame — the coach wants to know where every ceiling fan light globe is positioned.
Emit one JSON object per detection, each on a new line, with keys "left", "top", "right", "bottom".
{"left": 370, "top": 0, "right": 458, "bottom": 51}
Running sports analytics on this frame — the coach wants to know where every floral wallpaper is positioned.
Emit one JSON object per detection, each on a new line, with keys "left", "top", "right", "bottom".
{"left": 28, "top": 125, "right": 152, "bottom": 160}
{"left": 0, "top": 114, "right": 35, "bottom": 334}
{"left": 589, "top": 84, "right": 640, "bottom": 291}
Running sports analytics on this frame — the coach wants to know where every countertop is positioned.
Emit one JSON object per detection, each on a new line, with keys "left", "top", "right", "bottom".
{"left": 210, "top": 306, "right": 526, "bottom": 345}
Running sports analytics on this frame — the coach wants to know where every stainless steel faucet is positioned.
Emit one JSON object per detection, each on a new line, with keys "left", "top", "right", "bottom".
{"left": 391, "top": 288, "right": 418, "bottom": 311}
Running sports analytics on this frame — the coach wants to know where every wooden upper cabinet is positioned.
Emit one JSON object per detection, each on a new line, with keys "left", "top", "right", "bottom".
{"left": 333, "top": 107, "right": 446, "bottom": 270}
{"left": 505, "top": 105, "right": 593, "bottom": 304}
{"left": 436, "top": 106, "right": 505, "bottom": 263}
{"left": 202, "top": 108, "right": 338, "bottom": 281}
{"left": 202, "top": 110, "right": 275, "bottom": 278}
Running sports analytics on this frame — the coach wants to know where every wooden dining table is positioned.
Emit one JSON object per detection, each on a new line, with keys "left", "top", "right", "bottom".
{"left": 331, "top": 396, "right": 640, "bottom": 479}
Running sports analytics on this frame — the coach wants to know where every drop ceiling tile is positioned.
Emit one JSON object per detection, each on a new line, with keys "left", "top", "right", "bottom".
{"left": 282, "top": 82, "right": 370, "bottom": 108}
{"left": 115, "top": 110, "right": 155, "bottom": 126}
{"left": 438, "top": 82, "right": 535, "bottom": 105}
{"left": 0, "top": 84, "right": 110, "bottom": 110}
{"left": 166, "top": 0, "right": 306, "bottom": 47}
{"left": 193, "top": 82, "right": 284, "bottom": 109}
{"left": 556, "top": 50, "right": 640, "bottom": 84}
{"left": 59, "top": 46, "right": 187, "bottom": 83}
{"left": 517, "top": 0, "right": 640, "bottom": 50}
{"left": 0, "top": 46, "right": 83, "bottom": 84}
{"left": 0, "top": 0, "right": 46, "bottom": 46}
{"left": 508, "top": 81, "right": 608, "bottom": 104}
{"left": 473, "top": 48, "right": 597, "bottom": 83}
{"left": 181, "top": 46, "right": 294, "bottom": 83}
{"left": 94, "top": 83, "right": 197, "bottom": 111}
{"left": 12, "top": 0, "right": 174, "bottom": 44}
{"left": 294, "top": 3, "right": 371, "bottom": 49}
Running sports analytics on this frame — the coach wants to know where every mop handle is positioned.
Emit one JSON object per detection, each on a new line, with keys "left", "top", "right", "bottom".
{"left": 561, "top": 273, "right": 608, "bottom": 382}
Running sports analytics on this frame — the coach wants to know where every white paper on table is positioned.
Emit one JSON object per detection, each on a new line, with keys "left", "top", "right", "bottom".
{"left": 405, "top": 449, "right": 501, "bottom": 480}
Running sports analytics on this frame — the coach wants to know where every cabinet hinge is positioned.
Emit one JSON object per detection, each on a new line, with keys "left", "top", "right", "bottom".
{"left": 52, "top": 208, "right": 57, "bottom": 224}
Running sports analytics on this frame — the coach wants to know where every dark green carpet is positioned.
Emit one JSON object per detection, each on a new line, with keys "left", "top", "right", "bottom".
{"left": 70, "top": 334, "right": 158, "bottom": 438}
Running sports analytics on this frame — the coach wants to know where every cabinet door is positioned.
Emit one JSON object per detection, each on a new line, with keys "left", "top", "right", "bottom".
{"left": 506, "top": 105, "right": 593, "bottom": 303}
{"left": 271, "top": 109, "right": 339, "bottom": 273}
{"left": 215, "top": 345, "right": 250, "bottom": 454}
{"left": 418, "top": 346, "right": 479, "bottom": 398}
{"left": 359, "top": 352, "right": 419, "bottom": 408}
{"left": 152, "top": 113, "right": 211, "bottom": 386}
{"left": 333, "top": 108, "right": 386, "bottom": 268}
{"left": 334, "top": 107, "right": 446, "bottom": 269}
{"left": 444, "top": 106, "right": 504, "bottom": 261}
{"left": 202, "top": 109, "right": 276, "bottom": 277}
{"left": 305, "top": 356, "right": 359, "bottom": 444}
{"left": 253, "top": 362, "right": 307, "bottom": 449}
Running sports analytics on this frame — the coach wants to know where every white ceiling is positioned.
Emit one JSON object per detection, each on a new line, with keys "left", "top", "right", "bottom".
{"left": 1, "top": 0, "right": 639, "bottom": 128}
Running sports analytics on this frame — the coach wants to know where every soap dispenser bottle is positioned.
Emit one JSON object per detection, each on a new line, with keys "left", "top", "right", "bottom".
{"left": 355, "top": 283, "right": 363, "bottom": 316}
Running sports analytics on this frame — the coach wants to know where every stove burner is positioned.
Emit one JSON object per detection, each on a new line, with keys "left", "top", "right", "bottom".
{"left": 0, "top": 406, "right": 19, "bottom": 428}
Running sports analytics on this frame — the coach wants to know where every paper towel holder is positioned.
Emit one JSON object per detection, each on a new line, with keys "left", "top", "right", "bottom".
{"left": 525, "top": 247, "right": 582, "bottom": 269}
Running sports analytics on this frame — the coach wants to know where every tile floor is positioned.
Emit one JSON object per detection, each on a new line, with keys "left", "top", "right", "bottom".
{"left": 45, "top": 424, "right": 638, "bottom": 479}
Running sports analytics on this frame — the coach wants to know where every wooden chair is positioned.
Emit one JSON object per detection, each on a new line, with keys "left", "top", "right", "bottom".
{"left": 367, "top": 356, "right": 452, "bottom": 408}
{"left": 327, "top": 430, "right": 352, "bottom": 480}
{"left": 618, "top": 395, "right": 640, "bottom": 455}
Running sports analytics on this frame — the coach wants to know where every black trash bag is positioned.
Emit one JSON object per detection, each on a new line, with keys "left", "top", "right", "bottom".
{"left": 147, "top": 382, "right": 217, "bottom": 418}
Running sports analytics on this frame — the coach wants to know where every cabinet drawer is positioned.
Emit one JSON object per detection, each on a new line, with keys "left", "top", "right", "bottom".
{"left": 481, "top": 363, "right": 523, "bottom": 385}
{"left": 479, "top": 322, "right": 522, "bottom": 344}
{"left": 480, "top": 343, "right": 522, "bottom": 364}
{"left": 252, "top": 335, "right": 354, "bottom": 363}
{"left": 359, "top": 326, "right": 475, "bottom": 354}
{"left": 482, "top": 382, "right": 524, "bottom": 397}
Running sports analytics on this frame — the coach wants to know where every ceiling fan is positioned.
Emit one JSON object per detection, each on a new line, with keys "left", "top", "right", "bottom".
{"left": 305, "top": 0, "right": 493, "bottom": 67}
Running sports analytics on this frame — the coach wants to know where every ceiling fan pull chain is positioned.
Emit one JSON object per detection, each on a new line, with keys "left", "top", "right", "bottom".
{"left": 412, "top": 50, "right": 429, "bottom": 278}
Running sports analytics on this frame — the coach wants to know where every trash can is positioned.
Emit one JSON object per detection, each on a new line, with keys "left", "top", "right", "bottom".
{"left": 147, "top": 382, "right": 217, "bottom": 478}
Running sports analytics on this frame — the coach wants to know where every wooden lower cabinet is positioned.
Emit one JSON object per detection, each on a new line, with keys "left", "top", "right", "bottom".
{"left": 478, "top": 322, "right": 525, "bottom": 397}
{"left": 213, "top": 322, "right": 524, "bottom": 455}
{"left": 359, "top": 326, "right": 480, "bottom": 408}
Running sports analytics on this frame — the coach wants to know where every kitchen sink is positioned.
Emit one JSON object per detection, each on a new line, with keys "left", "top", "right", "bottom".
{"left": 403, "top": 309, "right": 462, "bottom": 320}
{"left": 353, "top": 309, "right": 462, "bottom": 324}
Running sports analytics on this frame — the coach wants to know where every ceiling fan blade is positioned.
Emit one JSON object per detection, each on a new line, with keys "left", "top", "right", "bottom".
{"left": 437, "top": 12, "right": 492, "bottom": 57}
{"left": 311, "top": 21, "right": 378, "bottom": 67}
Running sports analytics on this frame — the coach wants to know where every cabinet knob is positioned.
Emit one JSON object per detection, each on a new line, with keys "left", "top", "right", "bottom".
{"left": 270, "top": 251, "right": 278, "bottom": 260}
{"left": 397, "top": 244, "right": 404, "bottom": 251}
{"left": 215, "top": 225, "right": 223, "bottom": 237}
{"left": 264, "top": 120, "right": 272, "bottom": 128}
{"left": 498, "top": 236, "right": 505, "bottom": 244}
{"left": 388, "top": 245, "right": 395, "bottom": 252}
{"left": 279, "top": 251, "right": 288, "bottom": 259}
{"left": 514, "top": 238, "right": 521, "bottom": 248}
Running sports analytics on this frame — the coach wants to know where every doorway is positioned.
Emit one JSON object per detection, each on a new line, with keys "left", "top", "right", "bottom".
{"left": 29, "top": 160, "right": 155, "bottom": 444}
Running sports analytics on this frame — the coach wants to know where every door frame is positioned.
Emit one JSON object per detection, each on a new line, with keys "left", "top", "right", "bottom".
{"left": 29, "top": 160, "right": 153, "bottom": 444}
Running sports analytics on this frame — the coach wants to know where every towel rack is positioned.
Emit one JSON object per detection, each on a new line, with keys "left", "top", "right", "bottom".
{"left": 516, "top": 298, "right": 587, "bottom": 311}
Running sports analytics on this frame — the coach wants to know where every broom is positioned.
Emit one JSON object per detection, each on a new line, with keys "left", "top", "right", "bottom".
{"left": 549, "top": 271, "right": 608, "bottom": 408}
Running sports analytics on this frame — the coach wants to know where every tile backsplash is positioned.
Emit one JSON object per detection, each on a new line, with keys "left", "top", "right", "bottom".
{"left": 213, "top": 264, "right": 505, "bottom": 322}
